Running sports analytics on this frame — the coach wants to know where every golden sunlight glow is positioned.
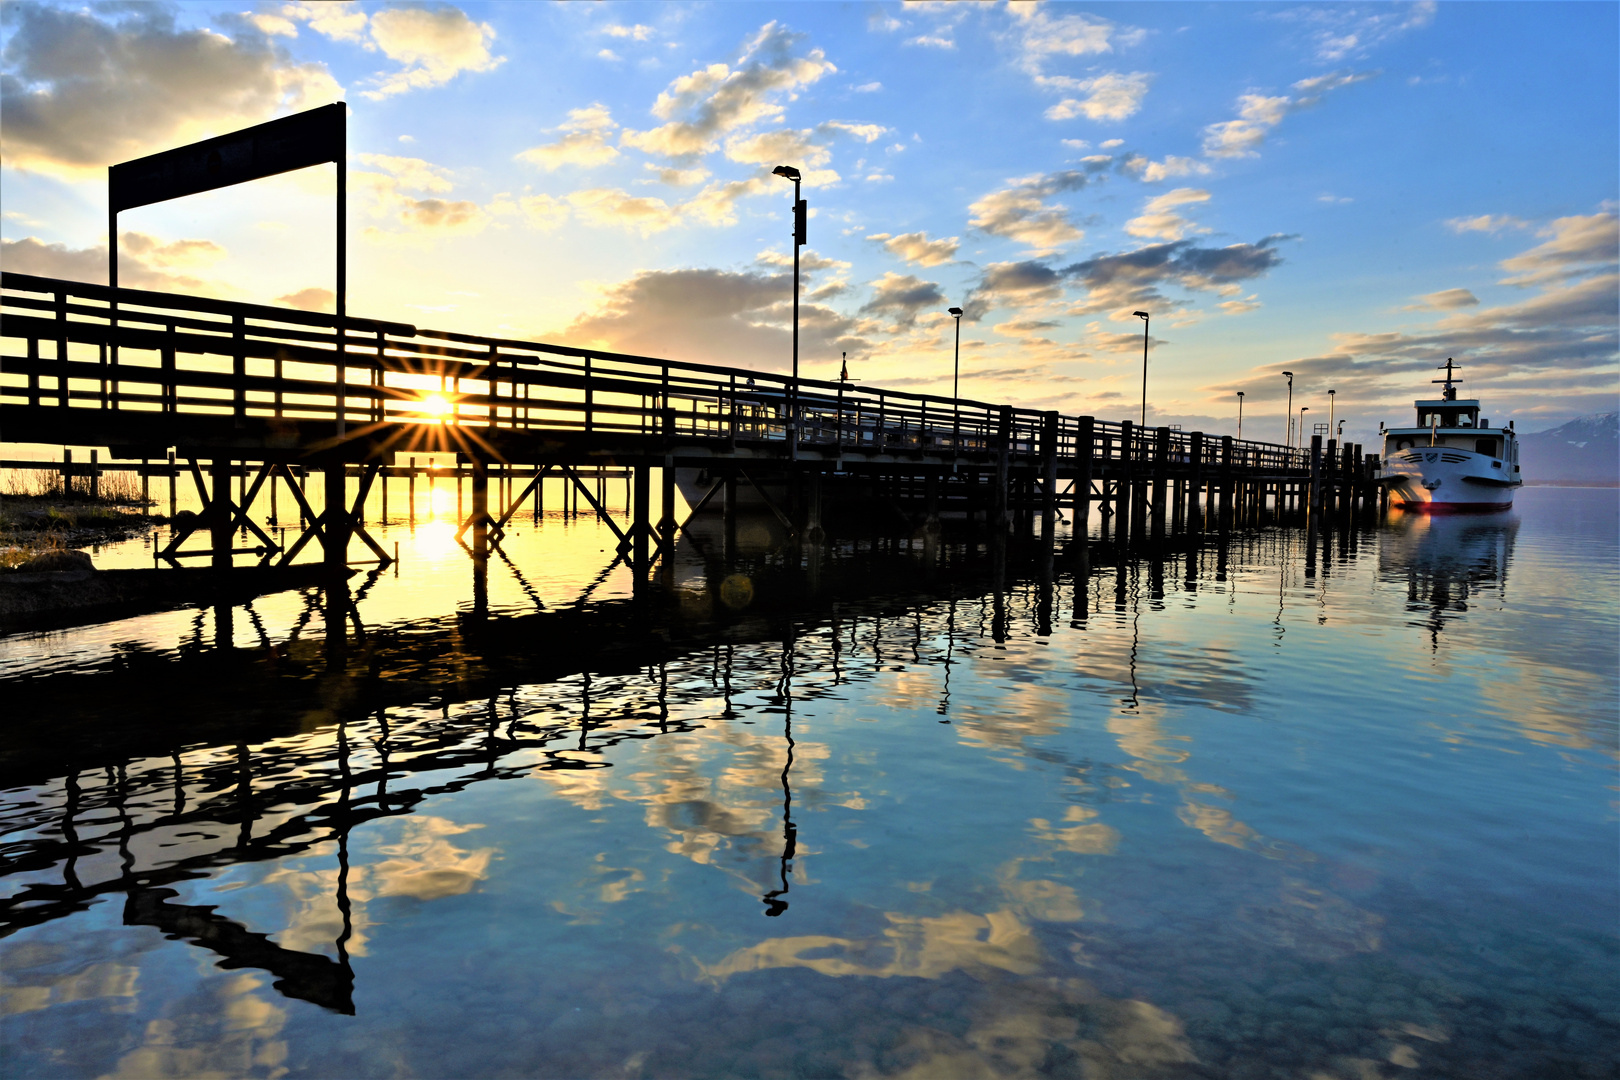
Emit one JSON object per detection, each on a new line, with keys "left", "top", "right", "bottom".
{"left": 417, "top": 393, "right": 454, "bottom": 421}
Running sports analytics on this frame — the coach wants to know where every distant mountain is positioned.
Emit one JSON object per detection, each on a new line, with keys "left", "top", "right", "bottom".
{"left": 1518, "top": 413, "right": 1618, "bottom": 486}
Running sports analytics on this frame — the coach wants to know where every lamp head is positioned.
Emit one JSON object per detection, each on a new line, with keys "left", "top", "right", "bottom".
{"left": 948, "top": 306, "right": 963, "bottom": 317}
{"left": 1133, "top": 310, "right": 1149, "bottom": 319}
{"left": 1281, "top": 370, "right": 1293, "bottom": 378}
{"left": 1237, "top": 391, "right": 1244, "bottom": 397}
{"left": 771, "top": 165, "right": 800, "bottom": 181}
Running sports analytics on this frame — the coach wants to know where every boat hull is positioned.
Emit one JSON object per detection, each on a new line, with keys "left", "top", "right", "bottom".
{"left": 1380, "top": 448, "right": 1519, "bottom": 513}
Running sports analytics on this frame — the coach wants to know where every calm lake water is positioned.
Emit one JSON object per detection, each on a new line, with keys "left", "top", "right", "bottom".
{"left": 2, "top": 486, "right": 1615, "bottom": 1079}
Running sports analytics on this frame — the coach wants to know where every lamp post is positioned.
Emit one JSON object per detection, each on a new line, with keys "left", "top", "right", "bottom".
{"left": 1327, "top": 389, "right": 1336, "bottom": 441}
{"left": 1133, "top": 310, "right": 1150, "bottom": 427}
{"left": 1236, "top": 391, "right": 1245, "bottom": 440}
{"left": 1281, "top": 371, "right": 1294, "bottom": 446}
{"left": 947, "top": 306, "right": 963, "bottom": 439}
{"left": 772, "top": 164, "right": 804, "bottom": 443}
{"left": 1299, "top": 407, "right": 1309, "bottom": 453}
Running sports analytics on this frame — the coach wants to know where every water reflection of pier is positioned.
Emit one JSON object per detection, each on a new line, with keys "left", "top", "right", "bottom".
{"left": 1, "top": 520, "right": 1402, "bottom": 1014}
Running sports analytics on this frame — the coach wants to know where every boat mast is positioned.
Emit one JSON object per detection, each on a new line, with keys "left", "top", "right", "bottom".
{"left": 1433, "top": 357, "right": 1461, "bottom": 402}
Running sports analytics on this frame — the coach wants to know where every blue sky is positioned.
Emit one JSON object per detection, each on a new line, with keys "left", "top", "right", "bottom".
{"left": 3, "top": 1, "right": 1616, "bottom": 445}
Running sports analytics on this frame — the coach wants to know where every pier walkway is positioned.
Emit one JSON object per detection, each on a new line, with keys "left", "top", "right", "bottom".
{"left": 1, "top": 272, "right": 1377, "bottom": 580}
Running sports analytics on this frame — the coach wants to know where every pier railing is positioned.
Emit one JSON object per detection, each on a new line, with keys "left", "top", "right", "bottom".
{"left": 1, "top": 273, "right": 1308, "bottom": 473}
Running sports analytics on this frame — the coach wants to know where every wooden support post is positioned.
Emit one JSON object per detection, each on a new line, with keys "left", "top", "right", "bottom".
{"left": 62, "top": 448, "right": 71, "bottom": 497}
{"left": 168, "top": 451, "right": 177, "bottom": 518}
{"left": 380, "top": 464, "right": 387, "bottom": 524}
{"left": 211, "top": 459, "right": 233, "bottom": 570}
{"left": 660, "top": 455, "right": 676, "bottom": 578}
{"left": 323, "top": 464, "right": 349, "bottom": 573}
{"left": 408, "top": 457, "right": 417, "bottom": 525}
{"left": 1309, "top": 435, "right": 1323, "bottom": 517}
{"left": 1151, "top": 427, "right": 1169, "bottom": 539}
{"left": 1040, "top": 410, "right": 1058, "bottom": 551}
{"left": 1075, "top": 416, "right": 1094, "bottom": 542}
{"left": 470, "top": 461, "right": 488, "bottom": 561}
{"left": 1189, "top": 431, "right": 1204, "bottom": 532}
{"left": 993, "top": 406, "right": 1012, "bottom": 536}
{"left": 90, "top": 449, "right": 100, "bottom": 500}
{"left": 806, "top": 470, "right": 824, "bottom": 541}
{"left": 633, "top": 465, "right": 651, "bottom": 584}
{"left": 1220, "top": 436, "right": 1234, "bottom": 532}
{"left": 1116, "top": 420, "right": 1134, "bottom": 542}
{"left": 723, "top": 473, "right": 737, "bottom": 559}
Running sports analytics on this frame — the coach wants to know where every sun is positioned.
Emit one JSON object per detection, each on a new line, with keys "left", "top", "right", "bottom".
{"left": 417, "top": 393, "right": 454, "bottom": 421}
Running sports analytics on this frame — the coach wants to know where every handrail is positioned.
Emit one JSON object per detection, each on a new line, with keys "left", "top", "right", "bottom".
{"left": 0, "top": 273, "right": 1319, "bottom": 470}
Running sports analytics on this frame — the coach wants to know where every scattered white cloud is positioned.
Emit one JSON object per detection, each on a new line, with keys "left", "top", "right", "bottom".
{"left": 1125, "top": 188, "right": 1212, "bottom": 241}
{"left": 1100, "top": 138, "right": 1124, "bottom": 149}
{"left": 968, "top": 170, "right": 1097, "bottom": 254}
{"left": 725, "top": 127, "right": 831, "bottom": 168}
{"left": 1, "top": 232, "right": 227, "bottom": 293}
{"left": 1201, "top": 71, "right": 1376, "bottom": 158}
{"left": 1404, "top": 288, "right": 1479, "bottom": 311}
{"left": 360, "top": 5, "right": 505, "bottom": 100}
{"left": 356, "top": 154, "right": 454, "bottom": 193}
{"left": 1062, "top": 139, "right": 1092, "bottom": 150}
{"left": 1278, "top": 1, "right": 1437, "bottom": 63}
{"left": 866, "top": 231, "right": 960, "bottom": 267}
{"left": 645, "top": 164, "right": 711, "bottom": 186}
{"left": 566, "top": 188, "right": 681, "bottom": 236}
{"left": 1498, "top": 211, "right": 1618, "bottom": 286}
{"left": 276, "top": 286, "right": 335, "bottom": 312}
{"left": 1060, "top": 236, "right": 1290, "bottom": 316}
{"left": 619, "top": 22, "right": 835, "bottom": 160}
{"left": 516, "top": 104, "right": 621, "bottom": 170}
{"left": 1445, "top": 214, "right": 1529, "bottom": 234}
{"left": 1040, "top": 72, "right": 1152, "bottom": 122}
{"left": 1007, "top": 3, "right": 1137, "bottom": 77}
{"left": 0, "top": 3, "right": 340, "bottom": 177}
{"left": 852, "top": 81, "right": 883, "bottom": 92}
{"left": 603, "top": 24, "right": 654, "bottom": 42}
{"left": 1121, "top": 154, "right": 1213, "bottom": 183}
{"left": 1318, "top": 193, "right": 1353, "bottom": 204}
{"left": 861, "top": 271, "right": 947, "bottom": 330}
{"left": 821, "top": 120, "right": 890, "bottom": 143}
{"left": 598, "top": 48, "right": 621, "bottom": 62}
{"left": 905, "top": 34, "right": 956, "bottom": 50}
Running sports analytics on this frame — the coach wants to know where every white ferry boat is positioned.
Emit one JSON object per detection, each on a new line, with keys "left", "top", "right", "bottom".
{"left": 1377, "top": 359, "right": 1521, "bottom": 512}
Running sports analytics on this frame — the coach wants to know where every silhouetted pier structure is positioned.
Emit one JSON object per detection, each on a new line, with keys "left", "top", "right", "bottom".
{"left": 1, "top": 272, "right": 1381, "bottom": 590}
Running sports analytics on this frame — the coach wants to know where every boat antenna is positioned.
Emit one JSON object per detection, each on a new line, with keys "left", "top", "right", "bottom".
{"left": 1433, "top": 357, "right": 1461, "bottom": 401}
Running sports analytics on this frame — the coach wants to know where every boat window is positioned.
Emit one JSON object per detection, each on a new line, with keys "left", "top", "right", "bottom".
{"left": 1475, "top": 438, "right": 1496, "bottom": 456}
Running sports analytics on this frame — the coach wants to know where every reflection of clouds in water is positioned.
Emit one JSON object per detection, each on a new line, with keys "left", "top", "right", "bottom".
{"left": 370, "top": 816, "right": 494, "bottom": 901}
{"left": 101, "top": 972, "right": 288, "bottom": 1080}
{"left": 257, "top": 817, "right": 490, "bottom": 960}
{"left": 700, "top": 908, "right": 1045, "bottom": 982}
{"left": 0, "top": 954, "right": 139, "bottom": 1017}
{"left": 859, "top": 980, "right": 1198, "bottom": 1080}
{"left": 534, "top": 725, "right": 851, "bottom": 901}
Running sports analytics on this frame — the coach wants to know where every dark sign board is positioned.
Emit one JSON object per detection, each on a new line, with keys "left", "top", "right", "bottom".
{"left": 110, "top": 103, "right": 345, "bottom": 213}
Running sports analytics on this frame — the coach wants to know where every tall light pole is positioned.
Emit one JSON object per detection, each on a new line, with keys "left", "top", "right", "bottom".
{"left": 772, "top": 165, "right": 804, "bottom": 442}
{"left": 1299, "top": 406, "right": 1309, "bottom": 449}
{"left": 1327, "top": 389, "right": 1336, "bottom": 441}
{"left": 1133, "top": 310, "right": 1150, "bottom": 426}
{"left": 947, "top": 307, "right": 963, "bottom": 399}
{"left": 1236, "top": 391, "right": 1245, "bottom": 440}
{"left": 1281, "top": 371, "right": 1294, "bottom": 446}
{"left": 948, "top": 306, "right": 963, "bottom": 439}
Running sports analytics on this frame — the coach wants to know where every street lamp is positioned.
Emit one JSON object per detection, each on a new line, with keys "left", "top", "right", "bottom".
{"left": 1299, "top": 406, "right": 1309, "bottom": 450}
{"left": 1236, "top": 391, "right": 1245, "bottom": 440}
{"left": 1133, "top": 310, "right": 1150, "bottom": 427}
{"left": 1327, "top": 389, "right": 1336, "bottom": 441}
{"left": 772, "top": 165, "right": 804, "bottom": 442}
{"left": 1281, "top": 371, "right": 1294, "bottom": 446}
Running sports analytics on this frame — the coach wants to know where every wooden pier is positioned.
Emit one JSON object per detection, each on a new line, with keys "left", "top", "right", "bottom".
{"left": 1, "top": 271, "right": 1381, "bottom": 589}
